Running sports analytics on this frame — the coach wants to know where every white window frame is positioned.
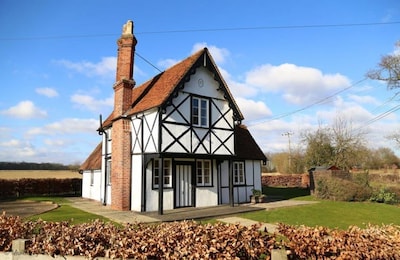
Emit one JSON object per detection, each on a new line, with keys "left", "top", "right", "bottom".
{"left": 233, "top": 161, "right": 245, "bottom": 185}
{"left": 90, "top": 170, "right": 94, "bottom": 186}
{"left": 106, "top": 159, "right": 111, "bottom": 185}
{"left": 192, "top": 97, "right": 209, "bottom": 127}
{"left": 196, "top": 160, "right": 212, "bottom": 186}
{"left": 153, "top": 159, "right": 172, "bottom": 189}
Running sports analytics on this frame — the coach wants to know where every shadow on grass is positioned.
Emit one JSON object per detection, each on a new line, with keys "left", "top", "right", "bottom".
{"left": 262, "top": 186, "right": 311, "bottom": 201}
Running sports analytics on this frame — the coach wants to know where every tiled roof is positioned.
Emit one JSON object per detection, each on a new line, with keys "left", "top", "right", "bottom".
{"left": 79, "top": 142, "right": 102, "bottom": 172}
{"left": 234, "top": 124, "right": 267, "bottom": 163}
{"left": 103, "top": 48, "right": 243, "bottom": 127}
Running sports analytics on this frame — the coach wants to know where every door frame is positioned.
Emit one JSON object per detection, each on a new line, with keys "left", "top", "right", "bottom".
{"left": 174, "top": 161, "right": 195, "bottom": 208}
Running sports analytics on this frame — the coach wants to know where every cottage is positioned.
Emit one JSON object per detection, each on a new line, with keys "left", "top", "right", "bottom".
{"left": 80, "top": 20, "right": 267, "bottom": 213}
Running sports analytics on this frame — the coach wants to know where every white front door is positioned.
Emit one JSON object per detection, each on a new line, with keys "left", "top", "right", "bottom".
{"left": 175, "top": 163, "right": 194, "bottom": 207}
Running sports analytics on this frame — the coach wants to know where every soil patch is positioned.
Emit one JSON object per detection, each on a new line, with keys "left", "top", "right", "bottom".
{"left": 0, "top": 200, "right": 58, "bottom": 218}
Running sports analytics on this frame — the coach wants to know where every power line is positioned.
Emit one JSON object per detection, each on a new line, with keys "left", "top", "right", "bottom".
{"left": 135, "top": 52, "right": 162, "bottom": 73}
{"left": 137, "top": 21, "right": 400, "bottom": 35}
{"left": 1, "top": 21, "right": 399, "bottom": 41}
{"left": 354, "top": 103, "right": 400, "bottom": 132}
{"left": 247, "top": 78, "right": 368, "bottom": 126}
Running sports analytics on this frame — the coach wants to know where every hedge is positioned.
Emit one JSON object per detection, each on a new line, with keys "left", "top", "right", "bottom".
{"left": 0, "top": 178, "right": 81, "bottom": 199}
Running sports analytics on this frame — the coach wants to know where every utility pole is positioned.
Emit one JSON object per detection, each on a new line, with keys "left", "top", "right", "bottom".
{"left": 282, "top": 131, "right": 294, "bottom": 172}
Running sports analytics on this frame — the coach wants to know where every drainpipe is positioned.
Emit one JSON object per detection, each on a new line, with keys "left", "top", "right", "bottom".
{"left": 98, "top": 114, "right": 108, "bottom": 206}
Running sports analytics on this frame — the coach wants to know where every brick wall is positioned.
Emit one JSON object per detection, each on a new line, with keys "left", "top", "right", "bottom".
{"left": 261, "top": 174, "right": 310, "bottom": 188}
{"left": 111, "top": 119, "right": 132, "bottom": 211}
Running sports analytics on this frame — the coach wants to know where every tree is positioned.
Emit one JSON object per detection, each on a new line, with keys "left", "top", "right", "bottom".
{"left": 370, "top": 41, "right": 400, "bottom": 148}
{"left": 330, "top": 117, "right": 367, "bottom": 170}
{"left": 270, "top": 152, "right": 290, "bottom": 174}
{"left": 302, "top": 127, "right": 334, "bottom": 167}
{"left": 302, "top": 116, "right": 367, "bottom": 170}
{"left": 367, "top": 40, "right": 400, "bottom": 90}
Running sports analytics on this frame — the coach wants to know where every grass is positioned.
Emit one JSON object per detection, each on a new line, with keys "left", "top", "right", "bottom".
{"left": 239, "top": 187, "right": 400, "bottom": 230}
{"left": 23, "top": 196, "right": 112, "bottom": 225}
{"left": 20, "top": 187, "right": 400, "bottom": 230}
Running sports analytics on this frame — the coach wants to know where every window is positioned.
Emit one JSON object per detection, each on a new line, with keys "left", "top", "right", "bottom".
{"left": 196, "top": 160, "right": 212, "bottom": 186}
{"left": 106, "top": 160, "right": 111, "bottom": 185}
{"left": 233, "top": 162, "right": 245, "bottom": 185}
{"left": 153, "top": 159, "right": 172, "bottom": 188}
{"left": 90, "top": 170, "right": 94, "bottom": 186}
{"left": 192, "top": 97, "right": 209, "bottom": 127}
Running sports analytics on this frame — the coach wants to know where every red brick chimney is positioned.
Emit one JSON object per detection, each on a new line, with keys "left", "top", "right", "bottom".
{"left": 111, "top": 20, "right": 137, "bottom": 211}
{"left": 113, "top": 20, "right": 137, "bottom": 115}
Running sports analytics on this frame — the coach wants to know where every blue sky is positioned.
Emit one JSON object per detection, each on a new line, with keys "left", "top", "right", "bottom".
{"left": 0, "top": 1, "right": 399, "bottom": 164}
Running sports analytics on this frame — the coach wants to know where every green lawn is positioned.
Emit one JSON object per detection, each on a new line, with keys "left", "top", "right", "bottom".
{"left": 239, "top": 198, "right": 400, "bottom": 230}
{"left": 21, "top": 192, "right": 400, "bottom": 230}
{"left": 23, "top": 197, "right": 112, "bottom": 225}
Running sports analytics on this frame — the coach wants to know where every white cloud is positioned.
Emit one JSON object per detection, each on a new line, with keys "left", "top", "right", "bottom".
{"left": 158, "top": 59, "right": 178, "bottom": 70}
{"left": 219, "top": 68, "right": 259, "bottom": 98}
{"left": 347, "top": 94, "right": 379, "bottom": 105}
{"left": 245, "top": 63, "right": 350, "bottom": 105}
{"left": 1, "top": 100, "right": 47, "bottom": 119}
{"left": 56, "top": 56, "right": 117, "bottom": 77}
{"left": 27, "top": 118, "right": 99, "bottom": 136}
{"left": 0, "top": 139, "right": 37, "bottom": 158}
{"left": 44, "top": 139, "right": 67, "bottom": 147}
{"left": 35, "top": 87, "right": 59, "bottom": 98}
{"left": 70, "top": 94, "right": 113, "bottom": 112}
{"left": 191, "top": 42, "right": 230, "bottom": 64}
{"left": 236, "top": 97, "right": 272, "bottom": 122}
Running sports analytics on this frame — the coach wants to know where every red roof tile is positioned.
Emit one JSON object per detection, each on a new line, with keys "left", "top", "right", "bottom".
{"left": 235, "top": 125, "right": 267, "bottom": 162}
{"left": 79, "top": 142, "right": 102, "bottom": 172}
{"left": 103, "top": 48, "right": 243, "bottom": 127}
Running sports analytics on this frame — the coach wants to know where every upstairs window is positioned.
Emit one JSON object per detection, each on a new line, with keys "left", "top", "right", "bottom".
{"left": 192, "top": 97, "right": 209, "bottom": 127}
{"left": 233, "top": 161, "right": 245, "bottom": 185}
{"left": 196, "top": 160, "right": 212, "bottom": 186}
{"left": 153, "top": 159, "right": 172, "bottom": 189}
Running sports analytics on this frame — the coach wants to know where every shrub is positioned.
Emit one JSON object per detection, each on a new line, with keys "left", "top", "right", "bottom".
{"left": 315, "top": 176, "right": 372, "bottom": 202}
{"left": 370, "top": 188, "right": 398, "bottom": 204}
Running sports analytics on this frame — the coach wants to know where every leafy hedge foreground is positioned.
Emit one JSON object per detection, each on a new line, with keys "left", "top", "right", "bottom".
{"left": 2, "top": 212, "right": 400, "bottom": 259}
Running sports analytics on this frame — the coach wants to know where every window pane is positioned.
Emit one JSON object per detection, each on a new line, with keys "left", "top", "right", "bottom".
{"left": 200, "top": 99, "right": 208, "bottom": 126}
{"left": 197, "top": 162, "right": 202, "bottom": 184}
{"left": 164, "top": 175, "right": 170, "bottom": 185}
{"left": 204, "top": 161, "right": 211, "bottom": 185}
{"left": 163, "top": 160, "right": 171, "bottom": 187}
{"left": 204, "top": 169, "right": 210, "bottom": 184}
{"left": 192, "top": 98, "right": 199, "bottom": 125}
{"left": 233, "top": 162, "right": 245, "bottom": 185}
{"left": 154, "top": 160, "right": 159, "bottom": 186}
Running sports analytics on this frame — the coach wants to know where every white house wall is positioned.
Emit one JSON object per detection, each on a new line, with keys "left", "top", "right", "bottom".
{"left": 252, "top": 161, "right": 262, "bottom": 191}
{"left": 131, "top": 154, "right": 142, "bottom": 211}
{"left": 81, "top": 170, "right": 101, "bottom": 201}
{"left": 143, "top": 158, "right": 220, "bottom": 211}
{"left": 145, "top": 160, "right": 174, "bottom": 212}
{"left": 219, "top": 160, "right": 263, "bottom": 204}
{"left": 196, "top": 187, "right": 218, "bottom": 207}
{"left": 131, "top": 109, "right": 159, "bottom": 155}
{"left": 161, "top": 67, "right": 234, "bottom": 155}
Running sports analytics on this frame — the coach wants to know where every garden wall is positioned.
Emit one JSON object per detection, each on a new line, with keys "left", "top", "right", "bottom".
{"left": 0, "top": 178, "right": 82, "bottom": 199}
{"left": 262, "top": 174, "right": 310, "bottom": 188}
